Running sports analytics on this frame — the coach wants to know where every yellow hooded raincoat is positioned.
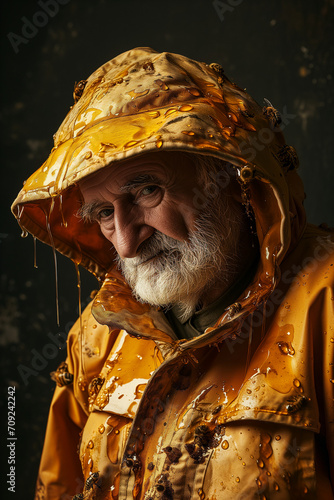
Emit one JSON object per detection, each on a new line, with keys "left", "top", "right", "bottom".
{"left": 12, "top": 48, "right": 334, "bottom": 500}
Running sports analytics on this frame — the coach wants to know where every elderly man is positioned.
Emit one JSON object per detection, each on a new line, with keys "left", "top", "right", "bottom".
{"left": 12, "top": 48, "right": 333, "bottom": 499}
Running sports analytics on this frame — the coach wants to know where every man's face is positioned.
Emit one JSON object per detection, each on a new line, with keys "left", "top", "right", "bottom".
{"left": 79, "top": 152, "right": 201, "bottom": 257}
{"left": 79, "top": 152, "right": 246, "bottom": 318}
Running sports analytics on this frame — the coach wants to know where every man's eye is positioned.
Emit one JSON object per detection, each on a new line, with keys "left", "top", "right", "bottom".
{"left": 98, "top": 208, "right": 114, "bottom": 219}
{"left": 141, "top": 185, "right": 158, "bottom": 196}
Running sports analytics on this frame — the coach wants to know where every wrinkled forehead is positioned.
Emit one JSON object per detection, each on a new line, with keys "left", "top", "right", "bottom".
{"left": 78, "top": 151, "right": 197, "bottom": 198}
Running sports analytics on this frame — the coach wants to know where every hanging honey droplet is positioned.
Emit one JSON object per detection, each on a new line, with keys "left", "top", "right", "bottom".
{"left": 257, "top": 459, "right": 265, "bottom": 468}
{"left": 274, "top": 482, "right": 280, "bottom": 491}
{"left": 21, "top": 229, "right": 29, "bottom": 238}
{"left": 256, "top": 478, "right": 262, "bottom": 488}
{"left": 222, "top": 440, "right": 229, "bottom": 450}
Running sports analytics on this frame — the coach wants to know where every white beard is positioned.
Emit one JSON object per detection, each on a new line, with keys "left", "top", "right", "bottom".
{"left": 116, "top": 202, "right": 241, "bottom": 322}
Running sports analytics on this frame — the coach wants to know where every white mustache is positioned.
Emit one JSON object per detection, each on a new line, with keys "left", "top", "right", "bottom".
{"left": 116, "top": 232, "right": 184, "bottom": 269}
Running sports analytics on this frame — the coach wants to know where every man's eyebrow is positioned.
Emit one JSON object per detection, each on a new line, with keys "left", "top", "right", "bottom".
{"left": 120, "top": 174, "right": 163, "bottom": 193}
{"left": 77, "top": 200, "right": 106, "bottom": 222}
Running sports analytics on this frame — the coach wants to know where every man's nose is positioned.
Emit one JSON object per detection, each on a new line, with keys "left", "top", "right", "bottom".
{"left": 111, "top": 208, "right": 154, "bottom": 259}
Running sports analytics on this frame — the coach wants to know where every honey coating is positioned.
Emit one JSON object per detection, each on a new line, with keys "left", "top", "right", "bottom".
{"left": 11, "top": 48, "right": 334, "bottom": 499}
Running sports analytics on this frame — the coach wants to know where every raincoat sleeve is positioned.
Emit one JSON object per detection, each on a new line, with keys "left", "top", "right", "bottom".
{"left": 34, "top": 385, "right": 87, "bottom": 500}
{"left": 314, "top": 275, "right": 334, "bottom": 490}
{"left": 34, "top": 302, "right": 111, "bottom": 500}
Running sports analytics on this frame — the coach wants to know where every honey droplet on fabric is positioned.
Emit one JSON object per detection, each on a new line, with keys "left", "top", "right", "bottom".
{"left": 197, "top": 488, "right": 205, "bottom": 500}
{"left": 147, "top": 110, "right": 160, "bottom": 118}
{"left": 222, "top": 440, "right": 229, "bottom": 450}
{"left": 124, "top": 140, "right": 139, "bottom": 149}
{"left": 179, "top": 104, "right": 193, "bottom": 112}
{"left": 278, "top": 342, "right": 289, "bottom": 354}
{"left": 165, "top": 107, "right": 177, "bottom": 117}
{"left": 87, "top": 440, "right": 94, "bottom": 449}
{"left": 98, "top": 425, "right": 105, "bottom": 434}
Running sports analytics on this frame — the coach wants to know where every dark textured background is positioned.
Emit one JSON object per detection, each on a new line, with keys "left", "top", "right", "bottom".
{"left": 1, "top": 0, "right": 333, "bottom": 498}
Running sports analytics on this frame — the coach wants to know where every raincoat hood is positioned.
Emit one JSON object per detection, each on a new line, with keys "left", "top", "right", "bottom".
{"left": 12, "top": 47, "right": 306, "bottom": 348}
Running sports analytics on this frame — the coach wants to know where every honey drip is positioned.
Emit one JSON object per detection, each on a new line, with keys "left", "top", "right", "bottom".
{"left": 75, "top": 262, "right": 87, "bottom": 380}
{"left": 245, "top": 312, "right": 253, "bottom": 375}
{"left": 261, "top": 300, "right": 267, "bottom": 341}
{"left": 33, "top": 237, "right": 38, "bottom": 269}
{"left": 45, "top": 200, "right": 60, "bottom": 326}
{"left": 59, "top": 194, "right": 67, "bottom": 227}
